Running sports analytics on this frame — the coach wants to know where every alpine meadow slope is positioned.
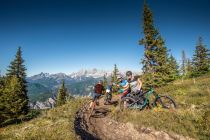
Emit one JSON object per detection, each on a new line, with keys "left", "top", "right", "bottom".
{"left": 112, "top": 73, "right": 210, "bottom": 140}
{"left": 1, "top": 74, "right": 210, "bottom": 140}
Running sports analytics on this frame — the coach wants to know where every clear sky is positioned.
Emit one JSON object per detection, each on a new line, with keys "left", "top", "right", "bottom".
{"left": 0, "top": 0, "right": 209, "bottom": 76}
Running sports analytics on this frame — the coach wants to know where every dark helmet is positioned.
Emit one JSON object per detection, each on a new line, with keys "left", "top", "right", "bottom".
{"left": 126, "top": 71, "right": 132, "bottom": 76}
{"left": 99, "top": 80, "right": 103, "bottom": 84}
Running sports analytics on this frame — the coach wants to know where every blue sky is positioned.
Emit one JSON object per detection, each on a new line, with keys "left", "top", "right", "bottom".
{"left": 0, "top": 0, "right": 209, "bottom": 76}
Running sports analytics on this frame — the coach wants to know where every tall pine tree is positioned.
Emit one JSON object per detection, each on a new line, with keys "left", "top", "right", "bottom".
{"left": 139, "top": 1, "right": 170, "bottom": 87}
{"left": 112, "top": 64, "right": 119, "bottom": 83}
{"left": 57, "top": 80, "right": 68, "bottom": 106}
{"left": 181, "top": 50, "right": 187, "bottom": 76}
{"left": 5, "top": 47, "right": 29, "bottom": 116}
{"left": 0, "top": 76, "right": 5, "bottom": 123}
{"left": 112, "top": 64, "right": 120, "bottom": 92}
{"left": 192, "top": 37, "right": 210, "bottom": 77}
{"left": 168, "top": 54, "right": 179, "bottom": 81}
{"left": 103, "top": 74, "right": 108, "bottom": 89}
{"left": 1, "top": 76, "right": 28, "bottom": 120}
{"left": 186, "top": 58, "right": 193, "bottom": 77}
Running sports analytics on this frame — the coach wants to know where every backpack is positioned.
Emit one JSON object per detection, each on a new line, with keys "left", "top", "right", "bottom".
{"left": 94, "top": 84, "right": 103, "bottom": 94}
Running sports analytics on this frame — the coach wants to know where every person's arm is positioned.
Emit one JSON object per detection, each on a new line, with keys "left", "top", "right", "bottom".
{"left": 137, "top": 78, "right": 142, "bottom": 90}
{"left": 113, "top": 82, "right": 120, "bottom": 87}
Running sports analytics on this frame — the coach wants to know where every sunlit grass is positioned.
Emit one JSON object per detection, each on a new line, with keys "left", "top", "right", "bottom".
{"left": 112, "top": 74, "right": 210, "bottom": 140}
{"left": 0, "top": 99, "right": 86, "bottom": 140}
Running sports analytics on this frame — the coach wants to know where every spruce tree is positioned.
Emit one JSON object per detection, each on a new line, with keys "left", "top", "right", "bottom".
{"left": 168, "top": 54, "right": 179, "bottom": 81}
{"left": 192, "top": 37, "right": 210, "bottom": 77}
{"left": 0, "top": 77, "right": 5, "bottom": 123}
{"left": 113, "top": 64, "right": 119, "bottom": 83}
{"left": 186, "top": 58, "right": 193, "bottom": 77}
{"left": 181, "top": 50, "right": 187, "bottom": 76}
{"left": 111, "top": 74, "right": 114, "bottom": 83}
{"left": 6, "top": 47, "right": 29, "bottom": 116}
{"left": 112, "top": 64, "right": 120, "bottom": 92}
{"left": 103, "top": 74, "right": 108, "bottom": 89}
{"left": 139, "top": 1, "right": 170, "bottom": 87}
{"left": 57, "top": 80, "right": 68, "bottom": 106}
{"left": 0, "top": 76, "right": 28, "bottom": 119}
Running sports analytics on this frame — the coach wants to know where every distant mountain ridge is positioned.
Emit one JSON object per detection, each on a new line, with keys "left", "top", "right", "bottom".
{"left": 28, "top": 68, "right": 112, "bottom": 81}
{"left": 27, "top": 69, "right": 111, "bottom": 103}
{"left": 28, "top": 68, "right": 139, "bottom": 81}
{"left": 27, "top": 68, "right": 140, "bottom": 105}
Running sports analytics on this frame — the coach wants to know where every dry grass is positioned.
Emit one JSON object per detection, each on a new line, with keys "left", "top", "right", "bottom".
{"left": 112, "top": 74, "right": 210, "bottom": 140}
{"left": 0, "top": 98, "right": 86, "bottom": 140}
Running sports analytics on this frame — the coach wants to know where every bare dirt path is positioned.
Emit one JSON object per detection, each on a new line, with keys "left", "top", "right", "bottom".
{"left": 74, "top": 97, "right": 194, "bottom": 140}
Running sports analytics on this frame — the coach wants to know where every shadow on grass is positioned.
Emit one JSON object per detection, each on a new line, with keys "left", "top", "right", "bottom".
{"left": 104, "top": 100, "right": 119, "bottom": 107}
{"left": 91, "top": 108, "right": 111, "bottom": 118}
{"left": 0, "top": 109, "right": 41, "bottom": 127}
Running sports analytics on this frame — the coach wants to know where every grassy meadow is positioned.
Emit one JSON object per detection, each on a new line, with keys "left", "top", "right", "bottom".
{"left": 112, "top": 74, "right": 210, "bottom": 140}
{"left": 0, "top": 99, "right": 86, "bottom": 140}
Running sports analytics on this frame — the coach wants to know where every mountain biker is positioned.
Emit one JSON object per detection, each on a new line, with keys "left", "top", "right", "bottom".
{"left": 89, "top": 80, "right": 104, "bottom": 109}
{"left": 126, "top": 71, "right": 142, "bottom": 95}
{"left": 116, "top": 75, "right": 130, "bottom": 98}
{"left": 104, "top": 81, "right": 113, "bottom": 104}
{"left": 107, "top": 81, "right": 113, "bottom": 93}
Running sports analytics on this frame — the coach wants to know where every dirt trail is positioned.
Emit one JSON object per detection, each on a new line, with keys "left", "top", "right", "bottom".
{"left": 74, "top": 97, "right": 194, "bottom": 140}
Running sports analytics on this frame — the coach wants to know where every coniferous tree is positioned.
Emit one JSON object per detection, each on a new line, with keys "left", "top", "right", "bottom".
{"left": 186, "top": 58, "right": 193, "bottom": 77}
{"left": 181, "top": 50, "right": 187, "bottom": 76}
{"left": 57, "top": 80, "right": 68, "bottom": 106}
{"left": 5, "top": 47, "right": 29, "bottom": 116}
{"left": 103, "top": 74, "right": 108, "bottom": 89}
{"left": 168, "top": 54, "right": 179, "bottom": 81}
{"left": 139, "top": 1, "right": 170, "bottom": 87}
{"left": 1, "top": 76, "right": 28, "bottom": 120}
{"left": 111, "top": 74, "right": 114, "bottom": 83}
{"left": 192, "top": 37, "right": 210, "bottom": 77}
{"left": 113, "top": 64, "right": 119, "bottom": 83}
{"left": 0, "top": 76, "right": 5, "bottom": 123}
{"left": 112, "top": 64, "right": 120, "bottom": 92}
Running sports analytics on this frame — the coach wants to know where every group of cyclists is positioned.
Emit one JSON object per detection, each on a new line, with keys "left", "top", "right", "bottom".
{"left": 89, "top": 71, "right": 143, "bottom": 110}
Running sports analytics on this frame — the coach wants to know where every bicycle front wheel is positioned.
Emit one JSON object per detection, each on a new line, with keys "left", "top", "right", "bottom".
{"left": 119, "top": 97, "right": 136, "bottom": 111}
{"left": 155, "top": 95, "right": 176, "bottom": 109}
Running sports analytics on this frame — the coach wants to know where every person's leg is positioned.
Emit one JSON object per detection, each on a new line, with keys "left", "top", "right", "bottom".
{"left": 96, "top": 94, "right": 101, "bottom": 106}
{"left": 121, "top": 90, "right": 129, "bottom": 99}
{"left": 89, "top": 93, "right": 97, "bottom": 109}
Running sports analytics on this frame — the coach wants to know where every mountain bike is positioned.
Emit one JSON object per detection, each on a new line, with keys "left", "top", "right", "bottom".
{"left": 119, "top": 87, "right": 176, "bottom": 111}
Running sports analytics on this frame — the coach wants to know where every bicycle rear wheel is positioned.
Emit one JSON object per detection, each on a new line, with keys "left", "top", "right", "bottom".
{"left": 119, "top": 97, "right": 136, "bottom": 111}
{"left": 155, "top": 95, "right": 176, "bottom": 109}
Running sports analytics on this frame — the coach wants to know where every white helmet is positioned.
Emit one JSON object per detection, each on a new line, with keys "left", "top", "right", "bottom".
{"left": 106, "top": 89, "right": 110, "bottom": 93}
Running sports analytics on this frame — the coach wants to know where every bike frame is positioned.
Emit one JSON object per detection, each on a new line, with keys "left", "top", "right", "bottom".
{"left": 127, "top": 87, "right": 158, "bottom": 109}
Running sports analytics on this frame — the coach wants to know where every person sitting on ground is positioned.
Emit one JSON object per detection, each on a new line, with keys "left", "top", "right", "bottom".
{"left": 106, "top": 81, "right": 113, "bottom": 93}
{"left": 126, "top": 71, "right": 142, "bottom": 95}
{"left": 89, "top": 80, "right": 104, "bottom": 109}
{"left": 116, "top": 75, "right": 130, "bottom": 98}
{"left": 104, "top": 81, "right": 113, "bottom": 102}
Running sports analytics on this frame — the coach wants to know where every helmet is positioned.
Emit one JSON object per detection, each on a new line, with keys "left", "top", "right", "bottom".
{"left": 126, "top": 71, "right": 132, "bottom": 76}
{"left": 117, "top": 74, "right": 123, "bottom": 79}
{"left": 106, "top": 89, "right": 110, "bottom": 93}
{"left": 99, "top": 80, "right": 103, "bottom": 84}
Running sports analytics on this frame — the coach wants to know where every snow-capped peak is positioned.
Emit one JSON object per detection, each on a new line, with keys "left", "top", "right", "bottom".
{"left": 69, "top": 68, "right": 111, "bottom": 78}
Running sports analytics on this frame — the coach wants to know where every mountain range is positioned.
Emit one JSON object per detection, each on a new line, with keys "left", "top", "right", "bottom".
{"left": 27, "top": 68, "right": 139, "bottom": 104}
{"left": 27, "top": 69, "right": 112, "bottom": 102}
